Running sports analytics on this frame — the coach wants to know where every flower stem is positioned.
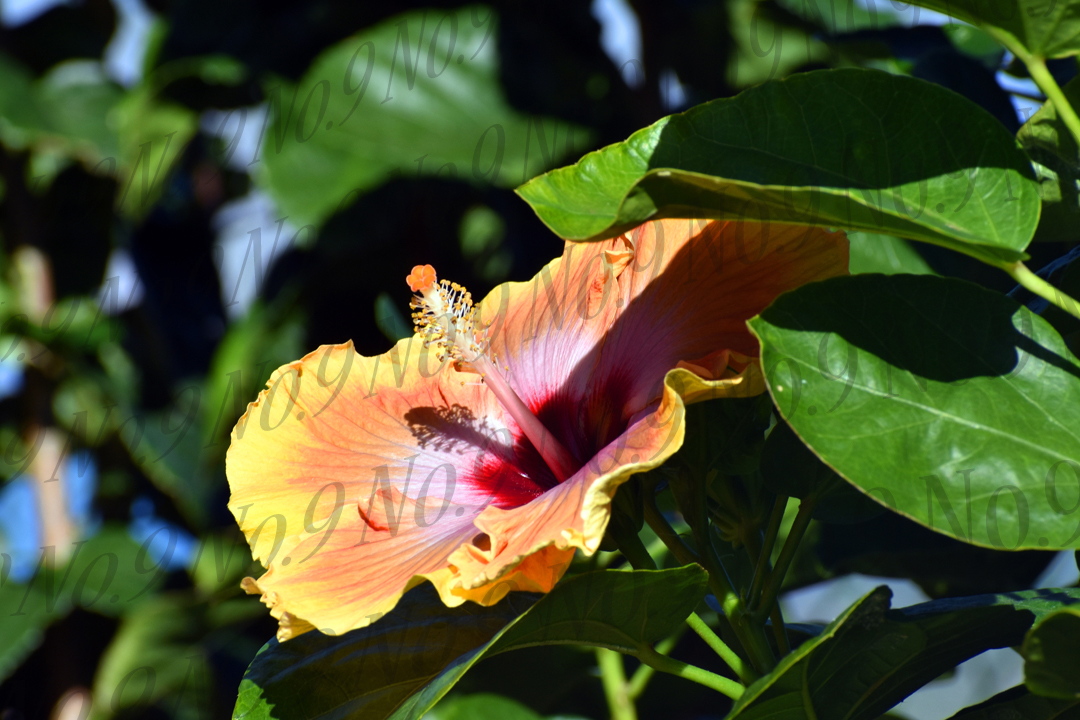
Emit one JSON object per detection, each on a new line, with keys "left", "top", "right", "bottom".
{"left": 753, "top": 498, "right": 815, "bottom": 622}
{"left": 1004, "top": 261, "right": 1080, "bottom": 321}
{"left": 635, "top": 644, "right": 745, "bottom": 700}
{"left": 597, "top": 648, "right": 637, "bottom": 720}
{"left": 686, "top": 612, "right": 759, "bottom": 685}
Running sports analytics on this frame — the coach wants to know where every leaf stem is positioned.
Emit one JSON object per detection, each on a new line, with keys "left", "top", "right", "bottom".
{"left": 635, "top": 644, "right": 745, "bottom": 700}
{"left": 753, "top": 498, "right": 815, "bottom": 622}
{"left": 627, "top": 629, "right": 685, "bottom": 700}
{"left": 1004, "top": 261, "right": 1080, "bottom": 321}
{"left": 597, "top": 648, "right": 638, "bottom": 720}
{"left": 686, "top": 612, "right": 759, "bottom": 685}
{"left": 1024, "top": 55, "right": 1080, "bottom": 149}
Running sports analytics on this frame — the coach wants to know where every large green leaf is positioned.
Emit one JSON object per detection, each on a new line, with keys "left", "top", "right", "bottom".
{"left": 257, "top": 6, "right": 588, "bottom": 227}
{"left": 902, "top": 1, "right": 1080, "bottom": 59}
{"left": 726, "top": 585, "right": 1080, "bottom": 720}
{"left": 1017, "top": 75, "right": 1080, "bottom": 243}
{"left": 1024, "top": 607, "right": 1080, "bottom": 699}
{"left": 517, "top": 69, "right": 1039, "bottom": 265}
{"left": 948, "top": 686, "right": 1080, "bottom": 719}
{"left": 234, "top": 567, "right": 707, "bottom": 720}
{"left": 748, "top": 274, "right": 1080, "bottom": 550}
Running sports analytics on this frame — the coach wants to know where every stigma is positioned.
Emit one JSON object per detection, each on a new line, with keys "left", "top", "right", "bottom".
{"left": 407, "top": 264, "right": 486, "bottom": 365}
{"left": 405, "top": 264, "right": 579, "bottom": 483}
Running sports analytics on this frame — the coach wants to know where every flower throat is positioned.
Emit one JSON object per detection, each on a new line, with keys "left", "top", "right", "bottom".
{"left": 406, "top": 265, "right": 577, "bottom": 482}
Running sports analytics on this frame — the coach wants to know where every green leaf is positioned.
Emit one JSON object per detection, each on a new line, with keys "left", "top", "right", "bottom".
{"left": 257, "top": 6, "right": 590, "bottom": 227}
{"left": 848, "top": 232, "right": 937, "bottom": 275}
{"left": 233, "top": 567, "right": 707, "bottom": 720}
{"left": 726, "top": 585, "right": 1080, "bottom": 720}
{"left": 748, "top": 274, "right": 1080, "bottom": 550}
{"left": 1024, "top": 607, "right": 1080, "bottom": 699}
{"left": 948, "top": 686, "right": 1080, "bottom": 719}
{"left": 1017, "top": 76, "right": 1080, "bottom": 243}
{"left": 902, "top": 1, "right": 1080, "bottom": 59}
{"left": 517, "top": 69, "right": 1039, "bottom": 265}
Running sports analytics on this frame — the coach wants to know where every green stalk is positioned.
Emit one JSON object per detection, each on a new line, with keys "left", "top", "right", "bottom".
{"left": 743, "top": 519, "right": 790, "bottom": 658}
{"left": 748, "top": 495, "right": 787, "bottom": 606}
{"left": 644, "top": 498, "right": 776, "bottom": 675}
{"left": 686, "top": 612, "right": 759, "bottom": 685}
{"left": 1004, "top": 261, "right": 1080, "bottom": 321}
{"left": 635, "top": 644, "right": 745, "bottom": 700}
{"left": 597, "top": 648, "right": 637, "bottom": 720}
{"left": 1023, "top": 54, "right": 1080, "bottom": 149}
{"left": 627, "top": 629, "right": 685, "bottom": 700}
{"left": 753, "top": 498, "right": 815, "bottom": 622}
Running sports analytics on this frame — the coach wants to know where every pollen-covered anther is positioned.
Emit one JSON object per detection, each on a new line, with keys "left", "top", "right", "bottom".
{"left": 407, "top": 266, "right": 488, "bottom": 365}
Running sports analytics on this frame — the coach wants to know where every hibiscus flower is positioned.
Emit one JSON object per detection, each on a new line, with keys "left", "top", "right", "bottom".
{"left": 226, "top": 218, "right": 847, "bottom": 640}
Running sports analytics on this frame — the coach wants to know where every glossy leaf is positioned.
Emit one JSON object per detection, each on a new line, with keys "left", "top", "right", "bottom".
{"left": 1017, "top": 76, "right": 1080, "bottom": 243}
{"left": 748, "top": 274, "right": 1080, "bottom": 550}
{"left": 257, "top": 6, "right": 589, "bottom": 227}
{"left": 948, "top": 686, "right": 1080, "bottom": 719}
{"left": 902, "top": 1, "right": 1080, "bottom": 59}
{"left": 234, "top": 567, "right": 707, "bottom": 720}
{"left": 1024, "top": 607, "right": 1080, "bottom": 699}
{"left": 517, "top": 69, "right": 1039, "bottom": 264}
{"left": 726, "top": 585, "right": 1080, "bottom": 719}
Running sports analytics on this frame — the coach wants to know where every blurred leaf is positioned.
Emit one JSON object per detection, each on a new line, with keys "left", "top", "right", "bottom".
{"left": 1024, "top": 607, "right": 1080, "bottom": 699}
{"left": 112, "top": 84, "right": 198, "bottom": 219}
{"left": 947, "top": 685, "right": 1079, "bottom": 718}
{"left": 773, "top": 0, "right": 903, "bottom": 34}
{"left": 0, "top": 527, "right": 167, "bottom": 682}
{"left": 518, "top": 69, "right": 1038, "bottom": 265}
{"left": 748, "top": 275, "right": 1080, "bottom": 550}
{"left": 727, "top": 585, "right": 1080, "bottom": 720}
{"left": 728, "top": 0, "right": 827, "bottom": 88}
{"left": 89, "top": 595, "right": 212, "bottom": 720}
{"left": 429, "top": 694, "right": 543, "bottom": 720}
{"left": 903, "top": 0, "right": 1080, "bottom": 59}
{"left": 847, "top": 232, "right": 936, "bottom": 275}
{"left": 234, "top": 567, "right": 707, "bottom": 720}
{"left": 257, "top": 5, "right": 591, "bottom": 227}
{"left": 1017, "top": 76, "right": 1080, "bottom": 243}
{"left": 189, "top": 531, "right": 257, "bottom": 596}
{"left": 374, "top": 292, "right": 412, "bottom": 344}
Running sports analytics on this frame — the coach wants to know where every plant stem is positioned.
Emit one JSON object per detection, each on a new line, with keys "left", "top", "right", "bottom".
{"left": 635, "top": 644, "right": 745, "bottom": 701}
{"left": 748, "top": 495, "right": 787, "bottom": 606}
{"left": 627, "top": 629, "right": 685, "bottom": 700}
{"left": 1004, "top": 261, "right": 1080, "bottom": 321}
{"left": 597, "top": 648, "right": 637, "bottom": 720}
{"left": 686, "top": 612, "right": 759, "bottom": 685}
{"left": 753, "top": 498, "right": 815, "bottom": 622}
{"left": 769, "top": 603, "right": 791, "bottom": 656}
{"left": 644, "top": 498, "right": 776, "bottom": 675}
